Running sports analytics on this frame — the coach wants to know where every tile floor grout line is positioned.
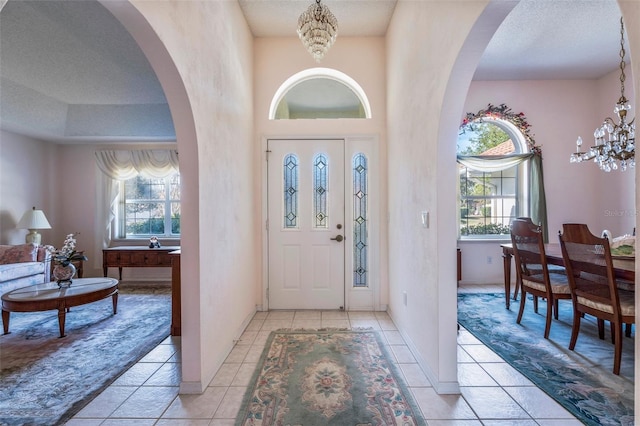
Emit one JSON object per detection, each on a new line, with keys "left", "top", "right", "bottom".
{"left": 67, "top": 299, "right": 582, "bottom": 424}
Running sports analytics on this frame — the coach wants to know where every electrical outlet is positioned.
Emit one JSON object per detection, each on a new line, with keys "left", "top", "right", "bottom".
{"left": 487, "top": 256, "right": 492, "bottom": 264}
{"left": 403, "top": 291, "right": 407, "bottom": 306}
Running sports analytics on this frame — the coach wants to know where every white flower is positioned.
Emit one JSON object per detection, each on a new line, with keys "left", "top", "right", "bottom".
{"left": 48, "top": 233, "right": 87, "bottom": 266}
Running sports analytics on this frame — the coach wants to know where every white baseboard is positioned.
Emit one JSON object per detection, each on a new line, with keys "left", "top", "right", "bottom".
{"left": 387, "top": 308, "right": 460, "bottom": 395}
{"left": 179, "top": 381, "right": 206, "bottom": 394}
{"left": 179, "top": 308, "right": 257, "bottom": 395}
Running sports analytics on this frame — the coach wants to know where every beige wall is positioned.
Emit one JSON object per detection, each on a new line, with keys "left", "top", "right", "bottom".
{"left": 0, "top": 130, "right": 55, "bottom": 244}
{"left": 617, "top": 1, "right": 640, "bottom": 413}
{"left": 125, "top": 0, "right": 256, "bottom": 392}
{"left": 386, "top": 0, "right": 501, "bottom": 393}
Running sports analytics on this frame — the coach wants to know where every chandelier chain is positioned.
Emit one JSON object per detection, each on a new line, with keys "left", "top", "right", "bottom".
{"left": 619, "top": 17, "right": 626, "bottom": 98}
{"left": 570, "top": 16, "right": 635, "bottom": 172}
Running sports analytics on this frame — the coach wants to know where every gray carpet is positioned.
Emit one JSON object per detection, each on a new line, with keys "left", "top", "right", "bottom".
{"left": 0, "top": 286, "right": 171, "bottom": 426}
{"left": 458, "top": 292, "right": 634, "bottom": 426}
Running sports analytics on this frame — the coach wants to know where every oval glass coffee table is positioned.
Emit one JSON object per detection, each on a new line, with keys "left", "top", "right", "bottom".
{"left": 1, "top": 277, "right": 118, "bottom": 337}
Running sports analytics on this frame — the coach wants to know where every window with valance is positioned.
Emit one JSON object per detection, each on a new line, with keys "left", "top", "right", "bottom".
{"left": 457, "top": 104, "right": 548, "bottom": 241}
{"left": 95, "top": 149, "right": 180, "bottom": 246}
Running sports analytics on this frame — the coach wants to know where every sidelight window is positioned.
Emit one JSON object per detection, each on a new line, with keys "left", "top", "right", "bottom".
{"left": 283, "top": 154, "right": 299, "bottom": 228}
{"left": 353, "top": 153, "right": 368, "bottom": 287}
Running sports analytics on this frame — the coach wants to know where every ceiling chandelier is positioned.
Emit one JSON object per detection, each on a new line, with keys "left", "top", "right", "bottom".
{"left": 297, "top": 0, "right": 338, "bottom": 62}
{"left": 570, "top": 17, "right": 635, "bottom": 172}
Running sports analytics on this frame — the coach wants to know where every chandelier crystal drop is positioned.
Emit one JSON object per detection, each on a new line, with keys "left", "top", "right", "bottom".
{"left": 297, "top": 0, "right": 338, "bottom": 62}
{"left": 570, "top": 17, "right": 635, "bottom": 172}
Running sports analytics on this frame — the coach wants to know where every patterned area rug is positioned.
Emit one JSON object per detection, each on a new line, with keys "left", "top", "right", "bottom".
{"left": 458, "top": 292, "right": 634, "bottom": 426}
{"left": 0, "top": 286, "right": 171, "bottom": 426}
{"left": 235, "top": 329, "right": 426, "bottom": 426}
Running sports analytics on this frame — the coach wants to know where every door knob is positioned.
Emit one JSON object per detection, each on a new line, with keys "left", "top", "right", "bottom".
{"left": 330, "top": 235, "right": 344, "bottom": 242}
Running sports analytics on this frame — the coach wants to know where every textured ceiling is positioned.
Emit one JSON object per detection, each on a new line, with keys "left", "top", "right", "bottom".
{"left": 476, "top": 0, "right": 623, "bottom": 80}
{"left": 238, "top": 0, "right": 398, "bottom": 37}
{"left": 0, "top": 0, "right": 626, "bottom": 143}
{"left": 0, "top": 0, "right": 172, "bottom": 143}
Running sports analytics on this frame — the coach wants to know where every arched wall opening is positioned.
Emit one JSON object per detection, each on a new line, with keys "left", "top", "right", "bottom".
{"left": 427, "top": 0, "right": 520, "bottom": 394}
{"left": 440, "top": 0, "right": 638, "bottom": 394}
{"left": 99, "top": 0, "right": 201, "bottom": 388}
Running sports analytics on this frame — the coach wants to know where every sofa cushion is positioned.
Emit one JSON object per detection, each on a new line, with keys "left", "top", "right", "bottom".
{"left": 0, "top": 273, "right": 47, "bottom": 295}
{"left": 0, "top": 244, "right": 39, "bottom": 264}
{"left": 0, "top": 262, "right": 45, "bottom": 282}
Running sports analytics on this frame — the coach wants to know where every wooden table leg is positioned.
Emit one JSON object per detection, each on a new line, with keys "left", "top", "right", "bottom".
{"left": 112, "top": 291, "right": 118, "bottom": 315}
{"left": 58, "top": 306, "right": 66, "bottom": 338}
{"left": 2, "top": 309, "right": 10, "bottom": 334}
{"left": 502, "top": 249, "right": 512, "bottom": 310}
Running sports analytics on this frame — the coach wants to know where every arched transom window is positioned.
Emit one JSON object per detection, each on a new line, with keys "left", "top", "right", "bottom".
{"left": 269, "top": 68, "right": 371, "bottom": 120}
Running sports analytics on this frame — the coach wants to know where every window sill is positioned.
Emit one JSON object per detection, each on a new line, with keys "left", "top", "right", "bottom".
{"left": 457, "top": 237, "right": 511, "bottom": 244}
{"left": 111, "top": 238, "right": 181, "bottom": 245}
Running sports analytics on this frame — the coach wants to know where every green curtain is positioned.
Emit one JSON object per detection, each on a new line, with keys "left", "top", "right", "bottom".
{"left": 457, "top": 153, "right": 549, "bottom": 242}
{"left": 529, "top": 154, "right": 548, "bottom": 242}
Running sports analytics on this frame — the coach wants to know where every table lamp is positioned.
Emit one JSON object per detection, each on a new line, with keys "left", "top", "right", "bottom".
{"left": 17, "top": 206, "right": 51, "bottom": 245}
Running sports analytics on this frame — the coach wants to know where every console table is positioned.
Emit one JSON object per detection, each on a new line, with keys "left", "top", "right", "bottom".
{"left": 103, "top": 246, "right": 180, "bottom": 280}
{"left": 169, "top": 249, "right": 181, "bottom": 336}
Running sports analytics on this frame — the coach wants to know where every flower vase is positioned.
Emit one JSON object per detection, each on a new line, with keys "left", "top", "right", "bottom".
{"left": 53, "top": 263, "right": 76, "bottom": 288}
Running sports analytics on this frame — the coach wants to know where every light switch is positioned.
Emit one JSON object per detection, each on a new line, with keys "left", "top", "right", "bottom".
{"left": 421, "top": 211, "right": 429, "bottom": 228}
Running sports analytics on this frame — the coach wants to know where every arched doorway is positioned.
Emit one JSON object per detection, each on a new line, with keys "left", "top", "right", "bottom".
{"left": 99, "top": 0, "right": 201, "bottom": 392}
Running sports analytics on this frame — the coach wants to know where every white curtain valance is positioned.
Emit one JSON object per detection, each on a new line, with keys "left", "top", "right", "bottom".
{"left": 94, "top": 149, "right": 179, "bottom": 254}
{"left": 456, "top": 153, "right": 533, "bottom": 173}
{"left": 95, "top": 149, "right": 179, "bottom": 180}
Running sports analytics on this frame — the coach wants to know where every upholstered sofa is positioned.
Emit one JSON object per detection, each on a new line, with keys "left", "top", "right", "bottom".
{"left": 0, "top": 243, "right": 51, "bottom": 295}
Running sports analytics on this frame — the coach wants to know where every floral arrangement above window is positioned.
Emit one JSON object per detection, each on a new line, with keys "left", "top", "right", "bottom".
{"left": 460, "top": 103, "right": 540, "bottom": 154}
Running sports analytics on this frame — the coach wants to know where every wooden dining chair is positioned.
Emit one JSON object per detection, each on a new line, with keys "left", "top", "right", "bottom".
{"left": 558, "top": 223, "right": 635, "bottom": 375}
{"left": 510, "top": 217, "right": 566, "bottom": 300}
{"left": 510, "top": 218, "right": 571, "bottom": 339}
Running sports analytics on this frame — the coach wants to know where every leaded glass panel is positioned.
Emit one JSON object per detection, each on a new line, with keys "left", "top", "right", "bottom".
{"left": 313, "top": 154, "right": 328, "bottom": 228}
{"left": 283, "top": 154, "right": 299, "bottom": 228}
{"left": 353, "top": 154, "right": 368, "bottom": 288}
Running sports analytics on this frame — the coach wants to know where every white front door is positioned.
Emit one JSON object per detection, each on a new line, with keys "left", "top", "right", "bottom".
{"left": 267, "top": 139, "right": 345, "bottom": 310}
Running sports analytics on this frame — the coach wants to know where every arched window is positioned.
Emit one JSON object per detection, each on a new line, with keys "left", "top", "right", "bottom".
{"left": 269, "top": 68, "right": 371, "bottom": 120}
{"left": 457, "top": 104, "right": 548, "bottom": 240}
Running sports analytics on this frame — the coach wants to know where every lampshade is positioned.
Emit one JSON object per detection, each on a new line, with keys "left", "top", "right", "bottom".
{"left": 17, "top": 207, "right": 51, "bottom": 245}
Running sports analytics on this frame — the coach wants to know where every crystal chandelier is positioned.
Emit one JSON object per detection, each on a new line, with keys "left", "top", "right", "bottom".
{"left": 570, "top": 17, "right": 635, "bottom": 172}
{"left": 297, "top": 0, "right": 338, "bottom": 62}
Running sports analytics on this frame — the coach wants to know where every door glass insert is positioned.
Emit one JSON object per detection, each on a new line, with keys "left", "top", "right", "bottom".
{"left": 353, "top": 153, "right": 368, "bottom": 288}
{"left": 313, "top": 154, "right": 329, "bottom": 228}
{"left": 283, "top": 154, "right": 299, "bottom": 228}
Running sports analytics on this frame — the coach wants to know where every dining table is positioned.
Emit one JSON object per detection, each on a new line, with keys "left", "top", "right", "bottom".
{"left": 500, "top": 243, "right": 635, "bottom": 309}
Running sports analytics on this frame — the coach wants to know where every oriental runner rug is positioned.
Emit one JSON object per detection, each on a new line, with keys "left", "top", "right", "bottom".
{"left": 458, "top": 292, "right": 634, "bottom": 426}
{"left": 235, "top": 329, "right": 426, "bottom": 426}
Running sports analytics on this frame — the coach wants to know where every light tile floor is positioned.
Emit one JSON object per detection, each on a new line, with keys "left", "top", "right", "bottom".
{"left": 67, "top": 285, "right": 583, "bottom": 425}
